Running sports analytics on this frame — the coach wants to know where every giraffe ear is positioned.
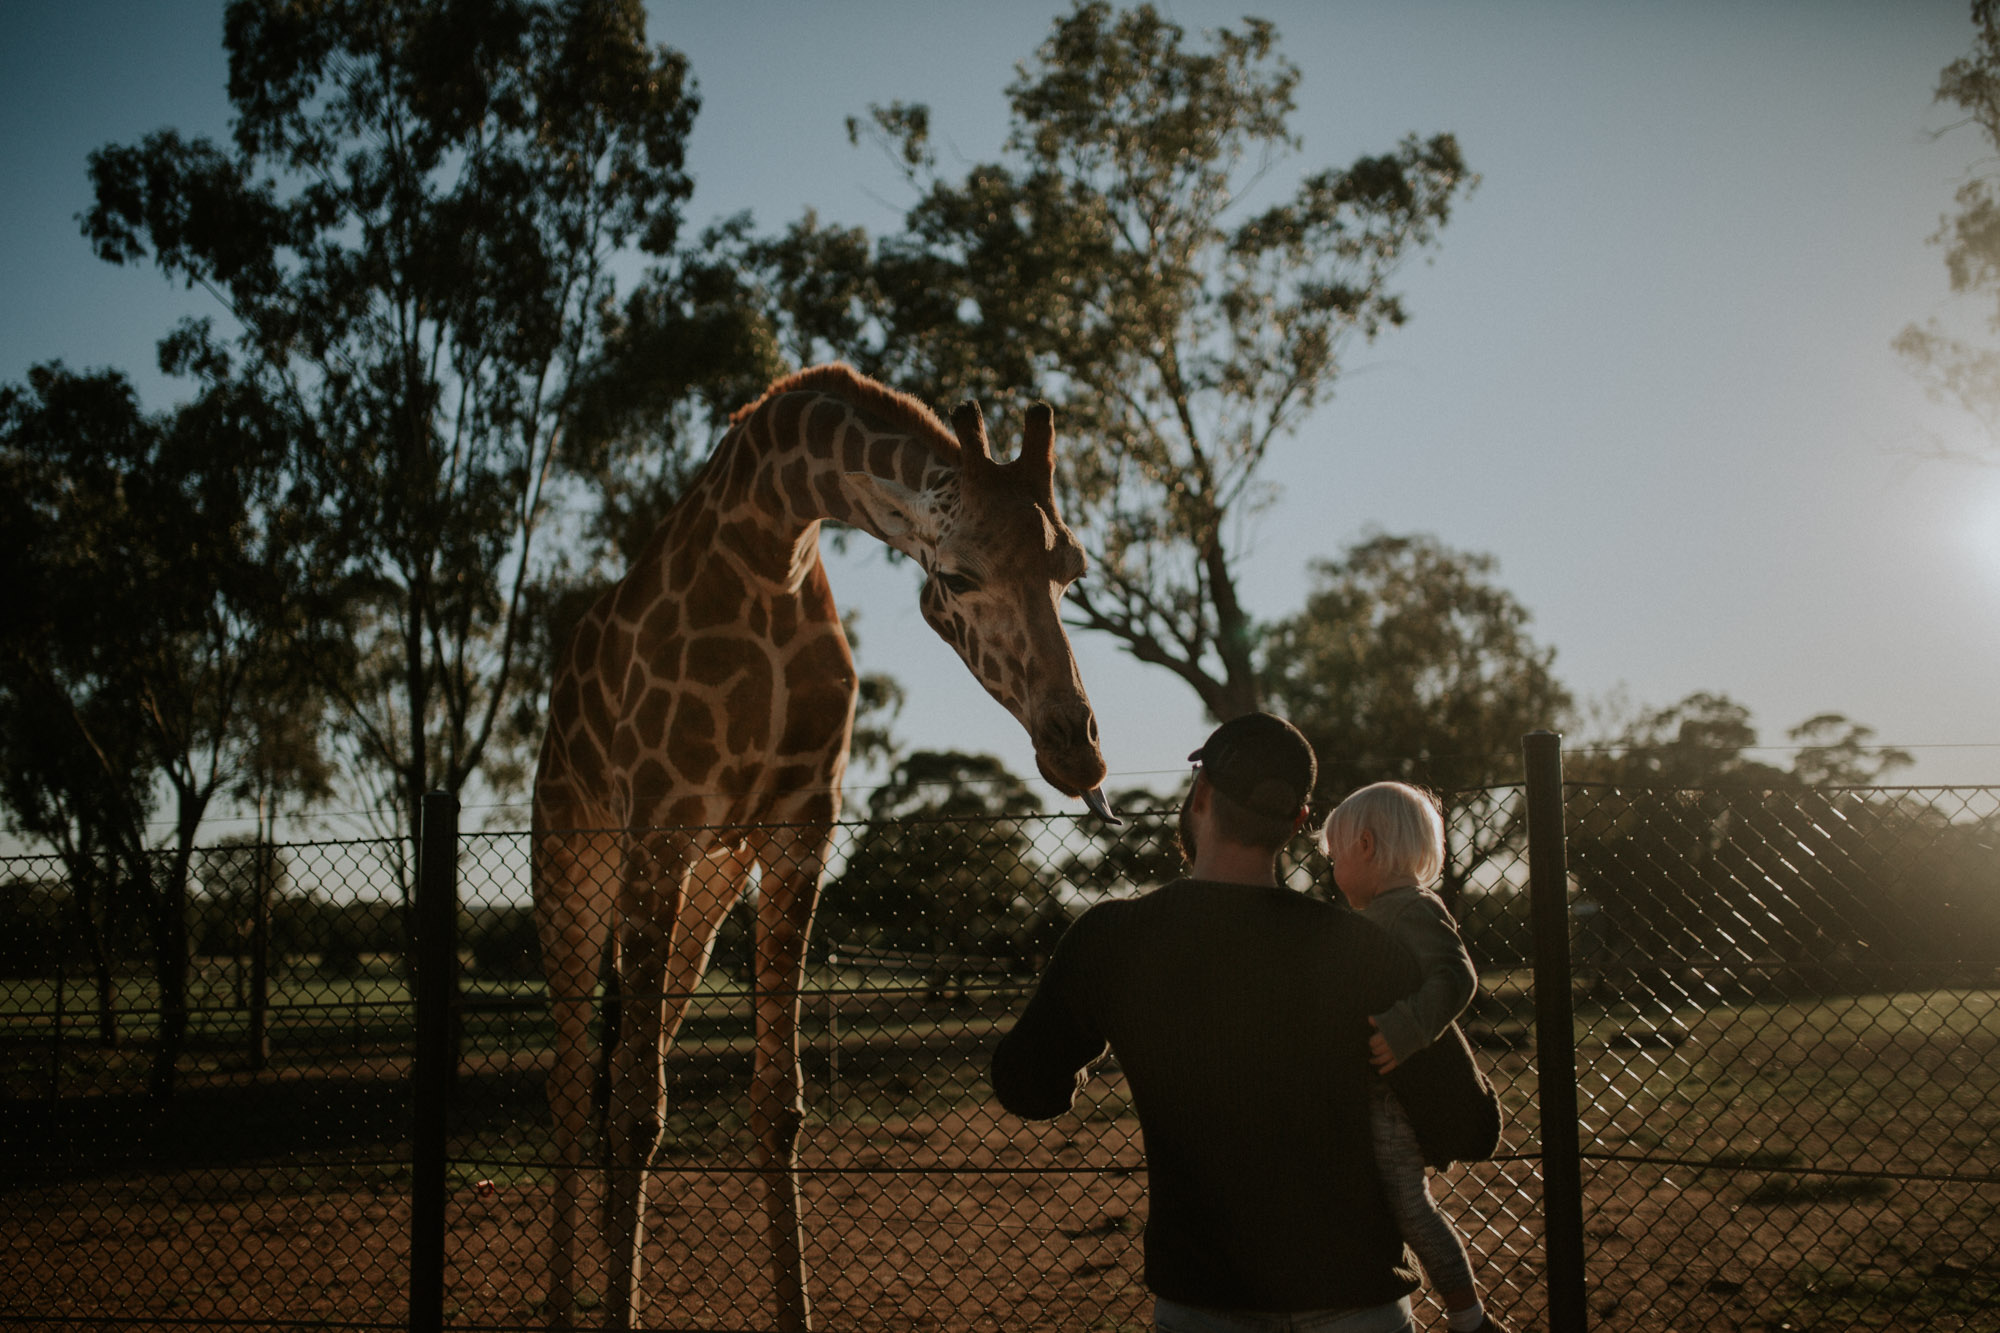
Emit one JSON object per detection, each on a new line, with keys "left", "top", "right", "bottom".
{"left": 1019, "top": 402, "right": 1056, "bottom": 497}
{"left": 952, "top": 400, "right": 995, "bottom": 476}
{"left": 844, "top": 472, "right": 937, "bottom": 549}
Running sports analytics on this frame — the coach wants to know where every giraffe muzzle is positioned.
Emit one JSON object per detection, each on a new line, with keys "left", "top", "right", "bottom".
{"left": 1030, "top": 700, "right": 1108, "bottom": 803}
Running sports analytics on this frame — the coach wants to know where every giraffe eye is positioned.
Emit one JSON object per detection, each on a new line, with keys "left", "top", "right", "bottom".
{"left": 937, "top": 570, "right": 979, "bottom": 597}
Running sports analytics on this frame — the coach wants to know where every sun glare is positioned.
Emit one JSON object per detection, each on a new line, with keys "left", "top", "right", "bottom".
{"left": 1963, "top": 481, "right": 2000, "bottom": 585}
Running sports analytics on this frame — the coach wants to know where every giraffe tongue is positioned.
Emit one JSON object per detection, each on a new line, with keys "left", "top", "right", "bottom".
{"left": 1081, "top": 786, "right": 1122, "bottom": 826}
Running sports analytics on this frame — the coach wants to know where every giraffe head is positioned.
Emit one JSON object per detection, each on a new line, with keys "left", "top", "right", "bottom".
{"left": 847, "top": 399, "right": 1111, "bottom": 814}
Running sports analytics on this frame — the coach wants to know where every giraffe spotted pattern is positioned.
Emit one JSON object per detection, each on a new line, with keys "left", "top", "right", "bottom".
{"left": 530, "top": 363, "right": 1107, "bottom": 1332}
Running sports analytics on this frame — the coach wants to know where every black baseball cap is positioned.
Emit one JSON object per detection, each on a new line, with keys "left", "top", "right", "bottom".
{"left": 1188, "top": 712, "right": 1317, "bottom": 820}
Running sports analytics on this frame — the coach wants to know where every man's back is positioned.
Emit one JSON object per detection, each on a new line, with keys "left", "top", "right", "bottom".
{"left": 993, "top": 878, "right": 1422, "bottom": 1312}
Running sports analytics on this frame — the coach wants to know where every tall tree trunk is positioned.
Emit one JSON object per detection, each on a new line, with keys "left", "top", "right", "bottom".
{"left": 67, "top": 881, "right": 121, "bottom": 1048}
{"left": 249, "top": 795, "right": 272, "bottom": 1070}
{"left": 143, "top": 857, "right": 186, "bottom": 1104}
{"left": 1206, "top": 541, "right": 1262, "bottom": 721}
{"left": 145, "top": 790, "right": 208, "bottom": 1104}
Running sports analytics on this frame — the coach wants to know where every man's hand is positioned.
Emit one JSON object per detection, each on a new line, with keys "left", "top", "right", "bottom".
{"left": 1368, "top": 1017, "right": 1398, "bottom": 1073}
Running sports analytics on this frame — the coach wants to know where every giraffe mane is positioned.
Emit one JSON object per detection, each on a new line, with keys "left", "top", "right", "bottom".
{"left": 731, "top": 363, "right": 960, "bottom": 458}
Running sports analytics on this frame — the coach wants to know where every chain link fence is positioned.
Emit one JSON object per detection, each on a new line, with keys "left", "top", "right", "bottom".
{"left": 2, "top": 834, "right": 425, "bottom": 1327}
{"left": 2, "top": 758, "right": 1995, "bottom": 1330}
{"left": 1559, "top": 781, "right": 2000, "bottom": 1330}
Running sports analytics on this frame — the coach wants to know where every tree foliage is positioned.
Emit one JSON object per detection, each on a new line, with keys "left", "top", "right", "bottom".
{"left": 1260, "top": 533, "right": 1570, "bottom": 796}
{"left": 1896, "top": 0, "right": 2000, "bottom": 463}
{"left": 1564, "top": 693, "right": 1941, "bottom": 1000}
{"left": 0, "top": 361, "right": 327, "bottom": 1094}
{"left": 822, "top": 751, "right": 1055, "bottom": 964}
{"left": 745, "top": 2, "right": 1474, "bottom": 720}
{"left": 82, "top": 0, "right": 708, "bottom": 845}
{"left": 1258, "top": 532, "right": 1569, "bottom": 905}
{"left": 561, "top": 212, "right": 788, "bottom": 579}
{"left": 1571, "top": 693, "right": 1912, "bottom": 790}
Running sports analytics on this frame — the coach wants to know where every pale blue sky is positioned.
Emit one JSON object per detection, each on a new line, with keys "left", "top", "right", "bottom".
{"left": 5, "top": 1, "right": 1998, "bottom": 821}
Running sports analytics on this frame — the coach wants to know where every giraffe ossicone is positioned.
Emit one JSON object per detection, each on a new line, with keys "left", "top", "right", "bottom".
{"left": 531, "top": 363, "right": 1110, "bottom": 1331}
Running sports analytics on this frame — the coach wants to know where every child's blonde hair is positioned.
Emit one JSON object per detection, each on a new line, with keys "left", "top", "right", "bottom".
{"left": 1322, "top": 782, "right": 1446, "bottom": 887}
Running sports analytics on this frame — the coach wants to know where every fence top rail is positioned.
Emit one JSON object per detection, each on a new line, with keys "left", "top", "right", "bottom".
{"left": 6, "top": 777, "right": 1993, "bottom": 869}
{"left": 826, "top": 944, "right": 1022, "bottom": 975}
{"left": 1, "top": 832, "right": 413, "bottom": 868}
{"left": 1563, "top": 780, "right": 1999, "bottom": 797}
{"left": 508, "top": 809, "right": 1137, "bottom": 839}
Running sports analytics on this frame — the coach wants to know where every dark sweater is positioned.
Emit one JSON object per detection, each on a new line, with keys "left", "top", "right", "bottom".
{"left": 991, "top": 878, "right": 1423, "bottom": 1312}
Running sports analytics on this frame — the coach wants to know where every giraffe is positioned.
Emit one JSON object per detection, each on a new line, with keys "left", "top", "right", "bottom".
{"left": 531, "top": 363, "right": 1112, "bottom": 1331}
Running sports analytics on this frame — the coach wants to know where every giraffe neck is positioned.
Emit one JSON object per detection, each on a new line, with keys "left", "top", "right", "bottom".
{"left": 685, "top": 376, "right": 956, "bottom": 589}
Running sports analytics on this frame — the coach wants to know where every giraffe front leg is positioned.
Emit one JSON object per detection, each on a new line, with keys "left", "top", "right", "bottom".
{"left": 606, "top": 868, "right": 679, "bottom": 1331}
{"left": 752, "top": 843, "right": 823, "bottom": 1333}
{"left": 545, "top": 966, "right": 595, "bottom": 1331}
{"left": 533, "top": 826, "right": 615, "bottom": 1331}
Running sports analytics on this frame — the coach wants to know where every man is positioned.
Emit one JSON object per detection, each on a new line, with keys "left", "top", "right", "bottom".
{"left": 992, "top": 713, "right": 1423, "bottom": 1333}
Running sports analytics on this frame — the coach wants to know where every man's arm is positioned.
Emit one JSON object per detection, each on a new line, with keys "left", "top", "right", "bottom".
{"left": 990, "top": 916, "right": 1107, "bottom": 1120}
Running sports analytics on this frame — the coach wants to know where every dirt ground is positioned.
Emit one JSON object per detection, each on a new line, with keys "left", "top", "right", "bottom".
{"left": 4, "top": 1104, "right": 1156, "bottom": 1332}
{"left": 4, "top": 1076, "right": 1995, "bottom": 1332}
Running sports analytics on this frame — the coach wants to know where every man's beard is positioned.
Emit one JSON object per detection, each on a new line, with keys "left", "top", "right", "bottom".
{"left": 1177, "top": 789, "right": 1198, "bottom": 868}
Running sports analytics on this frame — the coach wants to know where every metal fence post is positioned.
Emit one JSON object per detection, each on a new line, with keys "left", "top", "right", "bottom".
{"left": 1524, "top": 730, "right": 1587, "bottom": 1333}
{"left": 47, "top": 957, "right": 65, "bottom": 1105}
{"left": 411, "top": 790, "right": 459, "bottom": 1333}
{"left": 248, "top": 832, "right": 271, "bottom": 1071}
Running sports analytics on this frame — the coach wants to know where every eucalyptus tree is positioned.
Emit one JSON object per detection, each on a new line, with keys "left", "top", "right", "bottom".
{"left": 83, "top": 0, "right": 705, "bottom": 847}
{"left": 1, "top": 373, "right": 143, "bottom": 1047}
{"left": 824, "top": 751, "right": 1050, "bottom": 966}
{"left": 1259, "top": 533, "right": 1569, "bottom": 907}
{"left": 0, "top": 361, "right": 326, "bottom": 1096}
{"left": 748, "top": 2, "right": 1474, "bottom": 720}
{"left": 1261, "top": 533, "right": 1571, "bottom": 798}
{"left": 1565, "top": 694, "right": 1920, "bottom": 995}
{"left": 0, "top": 585, "right": 152, "bottom": 1053}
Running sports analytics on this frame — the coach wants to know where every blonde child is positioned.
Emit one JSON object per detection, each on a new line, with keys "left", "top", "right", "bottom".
{"left": 1324, "top": 782, "right": 1504, "bottom": 1333}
